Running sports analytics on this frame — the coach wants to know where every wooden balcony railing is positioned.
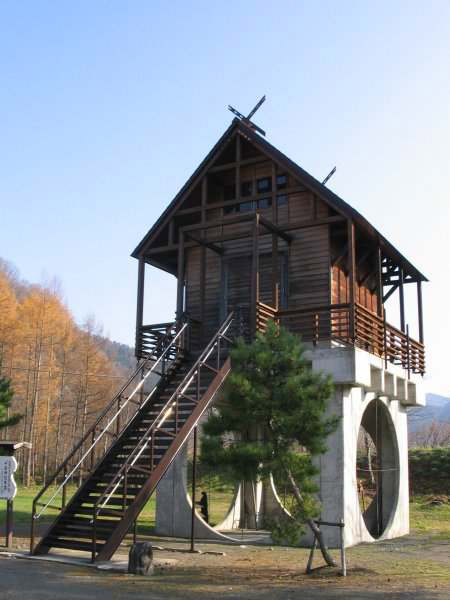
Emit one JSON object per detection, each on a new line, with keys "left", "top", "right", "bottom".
{"left": 255, "top": 300, "right": 425, "bottom": 375}
{"left": 136, "top": 315, "right": 202, "bottom": 360}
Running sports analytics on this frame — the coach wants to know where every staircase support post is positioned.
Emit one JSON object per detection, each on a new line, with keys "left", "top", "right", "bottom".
{"left": 190, "top": 425, "right": 198, "bottom": 552}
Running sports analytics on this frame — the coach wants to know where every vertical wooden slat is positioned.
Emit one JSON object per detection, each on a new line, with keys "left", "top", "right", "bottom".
{"left": 417, "top": 280, "right": 424, "bottom": 343}
{"left": 251, "top": 214, "right": 260, "bottom": 335}
{"left": 200, "top": 177, "right": 207, "bottom": 345}
{"left": 399, "top": 268, "right": 405, "bottom": 333}
{"left": 235, "top": 134, "right": 241, "bottom": 202}
{"left": 376, "top": 245, "right": 383, "bottom": 317}
{"left": 201, "top": 176, "right": 207, "bottom": 224}
{"left": 271, "top": 163, "right": 278, "bottom": 306}
{"left": 176, "top": 231, "right": 185, "bottom": 320}
{"left": 135, "top": 257, "right": 145, "bottom": 357}
{"left": 347, "top": 221, "right": 356, "bottom": 341}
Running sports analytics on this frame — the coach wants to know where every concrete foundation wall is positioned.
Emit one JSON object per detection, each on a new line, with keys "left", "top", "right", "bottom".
{"left": 154, "top": 346, "right": 420, "bottom": 547}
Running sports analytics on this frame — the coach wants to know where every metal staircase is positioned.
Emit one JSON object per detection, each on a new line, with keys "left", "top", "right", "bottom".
{"left": 31, "top": 314, "right": 234, "bottom": 562}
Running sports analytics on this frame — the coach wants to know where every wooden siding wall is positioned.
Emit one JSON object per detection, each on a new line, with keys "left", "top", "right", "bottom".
{"left": 331, "top": 263, "right": 378, "bottom": 313}
{"left": 289, "top": 226, "right": 330, "bottom": 309}
{"left": 183, "top": 159, "right": 334, "bottom": 338}
{"left": 151, "top": 139, "right": 347, "bottom": 342}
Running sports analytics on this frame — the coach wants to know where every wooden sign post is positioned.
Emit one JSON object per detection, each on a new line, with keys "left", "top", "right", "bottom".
{"left": 0, "top": 442, "right": 31, "bottom": 548}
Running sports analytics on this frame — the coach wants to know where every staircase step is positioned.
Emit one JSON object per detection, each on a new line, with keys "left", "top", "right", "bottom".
{"left": 44, "top": 537, "right": 104, "bottom": 552}
{"left": 53, "top": 526, "right": 112, "bottom": 541}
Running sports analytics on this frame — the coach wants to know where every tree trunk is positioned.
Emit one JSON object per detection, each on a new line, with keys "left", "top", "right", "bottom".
{"left": 285, "top": 467, "right": 337, "bottom": 567}
{"left": 364, "top": 433, "right": 375, "bottom": 485}
{"left": 54, "top": 353, "right": 66, "bottom": 471}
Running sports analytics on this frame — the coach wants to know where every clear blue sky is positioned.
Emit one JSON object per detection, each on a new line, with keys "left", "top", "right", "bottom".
{"left": 1, "top": 1, "right": 449, "bottom": 394}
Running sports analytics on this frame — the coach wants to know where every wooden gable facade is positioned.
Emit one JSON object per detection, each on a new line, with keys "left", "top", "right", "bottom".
{"left": 132, "top": 119, "right": 427, "bottom": 374}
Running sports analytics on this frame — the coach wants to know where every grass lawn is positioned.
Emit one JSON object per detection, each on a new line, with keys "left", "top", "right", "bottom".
{"left": 1, "top": 485, "right": 448, "bottom": 541}
{"left": 409, "top": 494, "right": 450, "bottom": 537}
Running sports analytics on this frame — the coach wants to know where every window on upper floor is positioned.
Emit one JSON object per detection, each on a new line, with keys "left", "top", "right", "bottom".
{"left": 241, "top": 181, "right": 253, "bottom": 197}
{"left": 257, "top": 177, "right": 272, "bottom": 193}
{"left": 277, "top": 194, "right": 288, "bottom": 206}
{"left": 276, "top": 174, "right": 287, "bottom": 189}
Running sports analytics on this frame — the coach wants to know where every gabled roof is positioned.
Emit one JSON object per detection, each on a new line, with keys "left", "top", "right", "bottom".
{"left": 132, "top": 119, "right": 428, "bottom": 282}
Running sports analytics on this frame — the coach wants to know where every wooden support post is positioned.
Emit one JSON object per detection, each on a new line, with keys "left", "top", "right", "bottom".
{"left": 176, "top": 231, "right": 185, "bottom": 321}
{"left": 399, "top": 268, "right": 406, "bottom": 333}
{"left": 272, "top": 233, "right": 278, "bottom": 308}
{"left": 200, "top": 246, "right": 206, "bottom": 345}
{"left": 201, "top": 177, "right": 207, "bottom": 223}
{"left": 251, "top": 214, "right": 260, "bottom": 336}
{"left": 376, "top": 245, "right": 383, "bottom": 317}
{"left": 135, "top": 257, "right": 145, "bottom": 356}
{"left": 190, "top": 425, "right": 198, "bottom": 552}
{"left": 235, "top": 134, "right": 241, "bottom": 202}
{"left": 417, "top": 280, "right": 424, "bottom": 343}
{"left": 340, "top": 520, "right": 346, "bottom": 576}
{"left": 271, "top": 162, "right": 278, "bottom": 308}
{"left": 6, "top": 499, "right": 13, "bottom": 548}
{"left": 347, "top": 221, "right": 356, "bottom": 342}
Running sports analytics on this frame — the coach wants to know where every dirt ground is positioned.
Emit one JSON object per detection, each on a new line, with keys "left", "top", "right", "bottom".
{"left": 1, "top": 530, "right": 449, "bottom": 600}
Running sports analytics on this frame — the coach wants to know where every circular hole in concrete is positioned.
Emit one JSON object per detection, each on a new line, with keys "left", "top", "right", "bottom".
{"left": 186, "top": 434, "right": 239, "bottom": 529}
{"left": 356, "top": 398, "right": 400, "bottom": 539}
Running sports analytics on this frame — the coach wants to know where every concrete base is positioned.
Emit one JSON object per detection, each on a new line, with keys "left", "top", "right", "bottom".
{"left": 155, "top": 346, "right": 423, "bottom": 548}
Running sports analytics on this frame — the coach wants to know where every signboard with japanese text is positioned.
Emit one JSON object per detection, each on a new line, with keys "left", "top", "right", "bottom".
{"left": 0, "top": 456, "right": 17, "bottom": 500}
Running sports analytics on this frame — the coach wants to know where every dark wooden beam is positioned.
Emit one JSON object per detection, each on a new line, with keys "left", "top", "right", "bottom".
{"left": 168, "top": 220, "right": 174, "bottom": 246}
{"left": 200, "top": 245, "right": 206, "bottom": 343}
{"left": 332, "top": 244, "right": 348, "bottom": 268}
{"left": 182, "top": 212, "right": 254, "bottom": 232}
{"left": 376, "top": 245, "right": 383, "bottom": 316}
{"left": 383, "top": 283, "right": 399, "bottom": 303}
{"left": 356, "top": 246, "right": 373, "bottom": 269}
{"left": 146, "top": 215, "right": 345, "bottom": 256}
{"left": 176, "top": 184, "right": 308, "bottom": 216}
{"left": 135, "top": 257, "right": 145, "bottom": 354}
{"left": 251, "top": 214, "right": 260, "bottom": 335}
{"left": 399, "top": 268, "right": 406, "bottom": 333}
{"left": 235, "top": 135, "right": 241, "bottom": 204}
{"left": 347, "top": 220, "right": 356, "bottom": 341}
{"left": 417, "top": 280, "right": 424, "bottom": 343}
{"left": 208, "top": 155, "right": 268, "bottom": 173}
{"left": 201, "top": 176, "right": 207, "bottom": 224}
{"left": 358, "top": 268, "right": 372, "bottom": 287}
{"left": 258, "top": 215, "right": 292, "bottom": 243}
{"left": 185, "top": 232, "right": 224, "bottom": 255}
{"left": 176, "top": 231, "right": 185, "bottom": 319}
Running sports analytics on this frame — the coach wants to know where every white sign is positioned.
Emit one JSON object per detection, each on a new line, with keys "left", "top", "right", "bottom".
{"left": 0, "top": 456, "right": 17, "bottom": 500}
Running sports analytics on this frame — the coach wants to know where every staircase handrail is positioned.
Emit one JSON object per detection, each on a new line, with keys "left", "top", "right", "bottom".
{"left": 95, "top": 312, "right": 234, "bottom": 514}
{"left": 33, "top": 320, "right": 188, "bottom": 519}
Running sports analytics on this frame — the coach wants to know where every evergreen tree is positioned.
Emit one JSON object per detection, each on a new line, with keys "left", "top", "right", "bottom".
{"left": 0, "top": 376, "right": 22, "bottom": 430}
{"left": 201, "top": 321, "right": 339, "bottom": 566}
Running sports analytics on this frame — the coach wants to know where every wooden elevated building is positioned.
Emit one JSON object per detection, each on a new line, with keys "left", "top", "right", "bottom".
{"left": 30, "top": 116, "right": 427, "bottom": 561}
{"left": 133, "top": 117, "right": 426, "bottom": 375}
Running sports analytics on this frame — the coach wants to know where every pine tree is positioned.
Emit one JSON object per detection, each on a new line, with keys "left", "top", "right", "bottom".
{"left": 201, "top": 321, "right": 339, "bottom": 566}
{"left": 0, "top": 376, "right": 22, "bottom": 430}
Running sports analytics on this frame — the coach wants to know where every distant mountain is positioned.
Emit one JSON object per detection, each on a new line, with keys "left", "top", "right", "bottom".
{"left": 408, "top": 393, "right": 450, "bottom": 432}
{"left": 95, "top": 335, "right": 136, "bottom": 372}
